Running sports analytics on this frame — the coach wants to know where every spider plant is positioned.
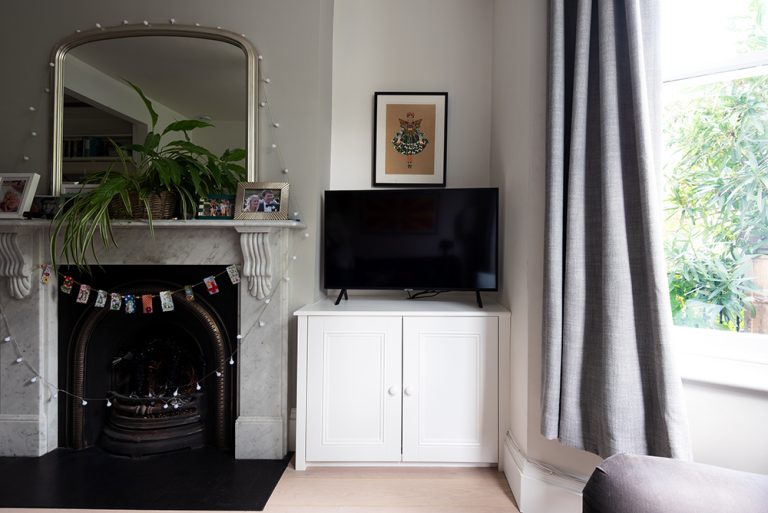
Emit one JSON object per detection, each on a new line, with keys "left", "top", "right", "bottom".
{"left": 51, "top": 81, "right": 246, "bottom": 272}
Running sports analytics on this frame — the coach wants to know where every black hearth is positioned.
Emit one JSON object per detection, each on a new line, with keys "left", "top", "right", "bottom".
{"left": 58, "top": 265, "right": 238, "bottom": 456}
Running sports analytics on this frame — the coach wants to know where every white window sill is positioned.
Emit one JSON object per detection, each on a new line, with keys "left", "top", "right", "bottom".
{"left": 673, "top": 326, "right": 768, "bottom": 393}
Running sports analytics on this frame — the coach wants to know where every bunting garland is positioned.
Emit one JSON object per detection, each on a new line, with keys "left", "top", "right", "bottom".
{"left": 45, "top": 264, "right": 242, "bottom": 315}
{"left": 2, "top": 249, "right": 301, "bottom": 410}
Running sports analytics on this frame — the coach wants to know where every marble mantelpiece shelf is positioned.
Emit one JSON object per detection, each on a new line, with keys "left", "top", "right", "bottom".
{"left": 0, "top": 219, "right": 305, "bottom": 230}
{"left": 0, "top": 219, "right": 305, "bottom": 299}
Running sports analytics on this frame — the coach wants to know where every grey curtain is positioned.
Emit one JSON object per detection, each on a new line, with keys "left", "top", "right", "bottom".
{"left": 542, "top": 0, "right": 691, "bottom": 459}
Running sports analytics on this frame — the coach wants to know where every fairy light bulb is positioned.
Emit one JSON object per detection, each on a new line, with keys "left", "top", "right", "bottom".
{"left": 282, "top": 168, "right": 289, "bottom": 174}
{"left": 82, "top": 400, "right": 88, "bottom": 406}
{"left": 264, "top": 298, "right": 271, "bottom": 304}
{"left": 173, "top": 403, "right": 179, "bottom": 409}
{"left": 15, "top": 357, "right": 22, "bottom": 363}
{"left": 163, "top": 403, "right": 169, "bottom": 409}
{"left": 173, "top": 388, "right": 179, "bottom": 397}
{"left": 236, "top": 334, "right": 243, "bottom": 340}
{"left": 259, "top": 101, "right": 267, "bottom": 108}
{"left": 258, "top": 54, "right": 263, "bottom": 61}
{"left": 3, "top": 336, "right": 10, "bottom": 342}
{"left": 263, "top": 78, "right": 271, "bottom": 83}
{"left": 196, "top": 383, "right": 202, "bottom": 391}
{"left": 30, "top": 376, "right": 37, "bottom": 383}
{"left": 284, "top": 276, "right": 291, "bottom": 282}
{"left": 95, "top": 23, "right": 102, "bottom": 29}
{"left": 292, "top": 255, "right": 298, "bottom": 260}
{"left": 229, "top": 356, "right": 235, "bottom": 365}
{"left": 259, "top": 321, "right": 266, "bottom": 327}
{"left": 216, "top": 371, "right": 222, "bottom": 378}
{"left": 106, "top": 399, "right": 112, "bottom": 407}
{"left": 273, "top": 122, "right": 280, "bottom": 128}
{"left": 28, "top": 106, "right": 36, "bottom": 112}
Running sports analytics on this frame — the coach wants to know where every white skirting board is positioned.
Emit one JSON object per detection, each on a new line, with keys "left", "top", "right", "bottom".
{"left": 502, "top": 432, "right": 588, "bottom": 513}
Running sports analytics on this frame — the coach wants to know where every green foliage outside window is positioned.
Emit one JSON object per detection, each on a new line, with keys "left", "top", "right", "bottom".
{"left": 664, "top": 74, "right": 768, "bottom": 330}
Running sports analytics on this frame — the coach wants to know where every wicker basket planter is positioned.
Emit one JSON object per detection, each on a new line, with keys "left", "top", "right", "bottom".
{"left": 108, "top": 191, "right": 178, "bottom": 220}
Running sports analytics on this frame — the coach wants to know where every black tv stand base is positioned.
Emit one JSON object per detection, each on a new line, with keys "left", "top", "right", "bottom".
{"left": 334, "top": 289, "right": 348, "bottom": 305}
{"left": 475, "top": 291, "right": 484, "bottom": 309}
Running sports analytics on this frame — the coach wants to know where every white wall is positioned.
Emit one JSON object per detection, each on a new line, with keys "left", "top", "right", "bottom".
{"left": 330, "top": 0, "right": 493, "bottom": 190}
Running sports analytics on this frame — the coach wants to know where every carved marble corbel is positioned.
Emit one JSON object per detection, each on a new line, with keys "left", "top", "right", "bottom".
{"left": 0, "top": 232, "right": 31, "bottom": 299}
{"left": 239, "top": 230, "right": 272, "bottom": 299}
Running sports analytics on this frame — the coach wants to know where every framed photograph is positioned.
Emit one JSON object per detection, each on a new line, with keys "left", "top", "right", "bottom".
{"left": 0, "top": 173, "right": 40, "bottom": 218}
{"left": 26, "top": 195, "right": 62, "bottom": 219}
{"left": 234, "top": 182, "right": 289, "bottom": 220}
{"left": 373, "top": 92, "right": 447, "bottom": 187}
{"left": 197, "top": 194, "right": 235, "bottom": 219}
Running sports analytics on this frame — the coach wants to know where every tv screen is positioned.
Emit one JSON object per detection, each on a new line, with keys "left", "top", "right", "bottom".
{"left": 324, "top": 188, "right": 498, "bottom": 292}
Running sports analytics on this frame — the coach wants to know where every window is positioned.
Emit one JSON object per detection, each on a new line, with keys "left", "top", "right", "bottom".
{"left": 662, "top": 0, "right": 768, "bottom": 335}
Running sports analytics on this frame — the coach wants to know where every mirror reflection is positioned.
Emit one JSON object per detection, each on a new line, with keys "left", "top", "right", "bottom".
{"left": 60, "top": 36, "right": 247, "bottom": 188}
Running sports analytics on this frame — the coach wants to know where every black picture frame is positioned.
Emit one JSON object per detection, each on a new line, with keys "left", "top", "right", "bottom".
{"left": 372, "top": 92, "right": 447, "bottom": 187}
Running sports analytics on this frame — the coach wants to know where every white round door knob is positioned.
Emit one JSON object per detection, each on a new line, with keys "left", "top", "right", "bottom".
{"left": 404, "top": 386, "right": 414, "bottom": 396}
{"left": 387, "top": 386, "right": 399, "bottom": 396}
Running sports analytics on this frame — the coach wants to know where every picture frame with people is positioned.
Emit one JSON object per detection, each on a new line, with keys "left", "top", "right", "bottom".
{"left": 234, "top": 182, "right": 289, "bottom": 220}
{"left": 0, "top": 173, "right": 40, "bottom": 219}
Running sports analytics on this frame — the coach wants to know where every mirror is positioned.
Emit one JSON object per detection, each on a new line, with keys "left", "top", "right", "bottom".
{"left": 50, "top": 24, "right": 258, "bottom": 196}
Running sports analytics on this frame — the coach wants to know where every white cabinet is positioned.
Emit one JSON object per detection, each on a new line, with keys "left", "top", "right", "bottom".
{"left": 295, "top": 298, "right": 509, "bottom": 470}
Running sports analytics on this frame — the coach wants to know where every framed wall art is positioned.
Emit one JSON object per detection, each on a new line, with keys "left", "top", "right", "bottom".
{"left": 234, "top": 182, "right": 289, "bottom": 220}
{"left": 0, "top": 173, "right": 40, "bottom": 218}
{"left": 373, "top": 92, "right": 447, "bottom": 187}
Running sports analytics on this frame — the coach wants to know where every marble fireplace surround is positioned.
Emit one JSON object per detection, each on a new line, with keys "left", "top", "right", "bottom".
{"left": 0, "top": 219, "right": 303, "bottom": 458}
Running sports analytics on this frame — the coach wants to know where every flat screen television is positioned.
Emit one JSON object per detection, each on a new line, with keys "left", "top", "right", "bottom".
{"left": 324, "top": 188, "right": 498, "bottom": 304}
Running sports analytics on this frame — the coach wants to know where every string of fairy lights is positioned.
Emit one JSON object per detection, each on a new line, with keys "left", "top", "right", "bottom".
{"left": 2, "top": 17, "right": 310, "bottom": 410}
{"left": 1, "top": 240, "right": 302, "bottom": 409}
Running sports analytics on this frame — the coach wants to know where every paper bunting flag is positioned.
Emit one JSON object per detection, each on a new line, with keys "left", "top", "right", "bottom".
{"left": 40, "top": 265, "right": 51, "bottom": 285}
{"left": 124, "top": 295, "right": 136, "bottom": 314}
{"left": 204, "top": 276, "right": 219, "bottom": 295}
{"left": 142, "top": 295, "right": 153, "bottom": 314}
{"left": 184, "top": 285, "right": 195, "bottom": 301}
{"left": 159, "top": 291, "right": 174, "bottom": 312}
{"left": 60, "top": 276, "right": 74, "bottom": 294}
{"left": 76, "top": 284, "right": 91, "bottom": 304}
{"left": 109, "top": 293, "right": 122, "bottom": 310}
{"left": 226, "top": 265, "right": 241, "bottom": 285}
{"left": 94, "top": 290, "right": 108, "bottom": 308}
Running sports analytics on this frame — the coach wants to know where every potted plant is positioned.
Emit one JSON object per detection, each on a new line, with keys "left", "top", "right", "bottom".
{"left": 51, "top": 81, "right": 246, "bottom": 271}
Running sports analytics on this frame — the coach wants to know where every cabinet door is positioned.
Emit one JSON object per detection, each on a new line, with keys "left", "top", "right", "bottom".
{"left": 402, "top": 316, "right": 498, "bottom": 462}
{"left": 306, "top": 316, "right": 402, "bottom": 462}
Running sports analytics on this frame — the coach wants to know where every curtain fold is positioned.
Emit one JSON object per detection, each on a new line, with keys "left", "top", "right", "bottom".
{"left": 542, "top": 0, "right": 691, "bottom": 459}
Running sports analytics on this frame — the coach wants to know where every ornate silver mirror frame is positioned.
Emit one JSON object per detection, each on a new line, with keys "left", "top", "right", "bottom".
{"left": 49, "top": 23, "right": 259, "bottom": 196}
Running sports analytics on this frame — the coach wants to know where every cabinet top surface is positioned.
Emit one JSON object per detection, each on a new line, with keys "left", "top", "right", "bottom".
{"left": 295, "top": 296, "right": 510, "bottom": 317}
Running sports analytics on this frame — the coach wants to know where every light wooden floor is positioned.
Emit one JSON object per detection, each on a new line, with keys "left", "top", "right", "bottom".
{"left": 263, "top": 464, "right": 520, "bottom": 513}
{"left": 6, "top": 464, "right": 520, "bottom": 513}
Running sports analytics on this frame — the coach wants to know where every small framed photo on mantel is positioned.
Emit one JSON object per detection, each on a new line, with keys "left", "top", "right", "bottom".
{"left": 0, "top": 173, "right": 40, "bottom": 219}
{"left": 234, "top": 182, "right": 289, "bottom": 220}
{"left": 373, "top": 92, "right": 447, "bottom": 187}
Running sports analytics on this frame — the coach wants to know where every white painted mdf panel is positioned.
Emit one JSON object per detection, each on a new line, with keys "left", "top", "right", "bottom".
{"left": 306, "top": 316, "right": 402, "bottom": 461}
{"left": 402, "top": 317, "right": 498, "bottom": 462}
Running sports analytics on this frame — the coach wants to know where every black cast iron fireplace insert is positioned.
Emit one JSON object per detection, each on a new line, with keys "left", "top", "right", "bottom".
{"left": 58, "top": 265, "right": 238, "bottom": 457}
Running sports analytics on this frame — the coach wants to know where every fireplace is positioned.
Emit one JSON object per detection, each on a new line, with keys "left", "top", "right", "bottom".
{"left": 0, "top": 221, "right": 301, "bottom": 458}
{"left": 59, "top": 265, "right": 237, "bottom": 456}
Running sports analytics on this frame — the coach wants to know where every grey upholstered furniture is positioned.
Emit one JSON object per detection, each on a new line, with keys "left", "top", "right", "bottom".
{"left": 583, "top": 453, "right": 768, "bottom": 513}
